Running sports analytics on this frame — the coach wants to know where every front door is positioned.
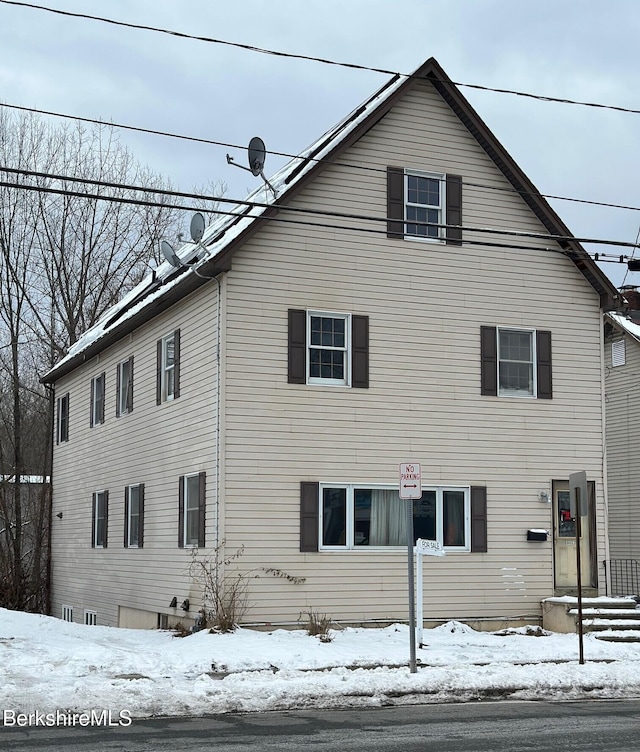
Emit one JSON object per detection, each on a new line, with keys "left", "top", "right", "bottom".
{"left": 553, "top": 480, "right": 596, "bottom": 589}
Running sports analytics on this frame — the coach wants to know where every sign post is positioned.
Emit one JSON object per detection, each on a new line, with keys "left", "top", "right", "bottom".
{"left": 415, "top": 538, "right": 445, "bottom": 647}
{"left": 399, "top": 463, "right": 422, "bottom": 674}
{"left": 569, "top": 470, "right": 588, "bottom": 665}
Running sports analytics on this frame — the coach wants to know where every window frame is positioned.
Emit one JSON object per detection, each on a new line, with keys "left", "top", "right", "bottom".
{"left": 90, "top": 372, "right": 106, "bottom": 427}
{"left": 56, "top": 393, "right": 69, "bottom": 444}
{"left": 611, "top": 339, "right": 626, "bottom": 367}
{"left": 61, "top": 605, "right": 73, "bottom": 622}
{"left": 497, "top": 326, "right": 537, "bottom": 398}
{"left": 157, "top": 329, "right": 181, "bottom": 404}
{"left": 84, "top": 610, "right": 97, "bottom": 626}
{"left": 178, "top": 472, "right": 205, "bottom": 548}
{"left": 92, "top": 490, "right": 108, "bottom": 548}
{"left": 318, "top": 483, "right": 471, "bottom": 552}
{"left": 125, "top": 483, "right": 144, "bottom": 549}
{"left": 306, "top": 310, "right": 351, "bottom": 387}
{"left": 116, "top": 356, "right": 133, "bottom": 416}
{"left": 404, "top": 169, "right": 446, "bottom": 243}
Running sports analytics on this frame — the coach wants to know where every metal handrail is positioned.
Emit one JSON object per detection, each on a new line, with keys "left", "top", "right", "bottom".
{"left": 604, "top": 559, "right": 640, "bottom": 597}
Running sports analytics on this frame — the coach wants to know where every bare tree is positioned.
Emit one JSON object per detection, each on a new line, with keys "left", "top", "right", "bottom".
{"left": 0, "top": 107, "right": 188, "bottom": 611}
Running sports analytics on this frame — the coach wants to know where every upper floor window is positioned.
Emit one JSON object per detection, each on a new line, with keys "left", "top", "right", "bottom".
{"left": 481, "top": 326, "right": 552, "bottom": 400}
{"left": 116, "top": 356, "right": 133, "bottom": 416}
{"left": 405, "top": 172, "right": 445, "bottom": 240}
{"left": 178, "top": 472, "right": 205, "bottom": 548}
{"left": 387, "top": 167, "right": 462, "bottom": 245}
{"left": 91, "top": 490, "right": 108, "bottom": 548}
{"left": 308, "top": 312, "right": 349, "bottom": 386}
{"left": 288, "top": 310, "right": 369, "bottom": 388}
{"left": 90, "top": 372, "right": 105, "bottom": 427}
{"left": 157, "top": 330, "right": 180, "bottom": 404}
{"left": 56, "top": 393, "right": 69, "bottom": 444}
{"left": 124, "top": 483, "right": 144, "bottom": 548}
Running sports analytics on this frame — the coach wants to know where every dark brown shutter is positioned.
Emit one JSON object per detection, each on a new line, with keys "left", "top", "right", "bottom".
{"left": 351, "top": 315, "right": 369, "bottom": 388}
{"left": 288, "top": 309, "right": 306, "bottom": 384}
{"left": 127, "top": 356, "right": 134, "bottom": 413}
{"left": 103, "top": 491, "right": 109, "bottom": 549}
{"left": 536, "top": 330, "right": 552, "bottom": 399}
{"left": 90, "top": 377, "right": 95, "bottom": 427}
{"left": 99, "top": 373, "right": 105, "bottom": 424}
{"left": 91, "top": 492, "right": 96, "bottom": 547}
{"left": 156, "top": 339, "right": 163, "bottom": 405}
{"left": 300, "top": 481, "right": 319, "bottom": 552}
{"left": 178, "top": 476, "right": 185, "bottom": 548}
{"left": 198, "top": 471, "right": 206, "bottom": 548}
{"left": 445, "top": 175, "right": 462, "bottom": 245}
{"left": 138, "top": 484, "right": 145, "bottom": 549}
{"left": 116, "top": 364, "right": 121, "bottom": 417}
{"left": 480, "top": 326, "right": 497, "bottom": 396}
{"left": 471, "top": 486, "right": 487, "bottom": 553}
{"left": 124, "top": 486, "right": 130, "bottom": 548}
{"left": 173, "top": 329, "right": 181, "bottom": 399}
{"left": 387, "top": 166, "right": 404, "bottom": 238}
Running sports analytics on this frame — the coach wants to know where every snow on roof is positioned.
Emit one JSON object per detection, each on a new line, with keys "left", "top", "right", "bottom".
{"left": 43, "top": 70, "right": 406, "bottom": 381}
{"left": 608, "top": 312, "right": 640, "bottom": 343}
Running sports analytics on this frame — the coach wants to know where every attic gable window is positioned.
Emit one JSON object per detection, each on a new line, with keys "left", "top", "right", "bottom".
{"left": 611, "top": 339, "right": 626, "bottom": 367}
{"left": 387, "top": 167, "right": 462, "bottom": 244}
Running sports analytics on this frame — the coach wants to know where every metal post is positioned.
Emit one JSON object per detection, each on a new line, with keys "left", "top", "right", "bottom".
{"left": 406, "top": 497, "right": 417, "bottom": 673}
{"left": 416, "top": 547, "right": 423, "bottom": 648}
{"left": 576, "top": 500, "right": 584, "bottom": 665}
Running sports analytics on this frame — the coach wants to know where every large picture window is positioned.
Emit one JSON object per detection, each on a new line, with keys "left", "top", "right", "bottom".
{"left": 320, "top": 485, "right": 470, "bottom": 551}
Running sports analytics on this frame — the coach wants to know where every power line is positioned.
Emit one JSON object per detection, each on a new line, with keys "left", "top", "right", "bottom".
{"left": 2, "top": 101, "right": 639, "bottom": 218}
{"left": 2, "top": 0, "right": 640, "bottom": 117}
{"left": 0, "top": 170, "right": 637, "bottom": 259}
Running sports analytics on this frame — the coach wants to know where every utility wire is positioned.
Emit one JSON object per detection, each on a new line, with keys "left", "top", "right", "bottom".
{"left": 0, "top": 172, "right": 637, "bottom": 260}
{"left": 1, "top": 101, "right": 639, "bottom": 217}
{"left": 2, "top": 0, "right": 640, "bottom": 116}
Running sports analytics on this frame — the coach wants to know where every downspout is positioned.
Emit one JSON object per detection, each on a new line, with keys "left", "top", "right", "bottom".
{"left": 600, "top": 311, "right": 611, "bottom": 595}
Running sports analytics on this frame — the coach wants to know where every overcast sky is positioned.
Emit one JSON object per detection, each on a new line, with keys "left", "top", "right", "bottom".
{"left": 1, "top": 0, "right": 638, "bottom": 289}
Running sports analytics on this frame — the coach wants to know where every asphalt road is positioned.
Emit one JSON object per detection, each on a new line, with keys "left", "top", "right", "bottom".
{"left": 1, "top": 699, "right": 639, "bottom": 751}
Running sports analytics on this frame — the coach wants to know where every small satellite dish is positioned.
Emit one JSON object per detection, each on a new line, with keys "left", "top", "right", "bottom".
{"left": 248, "top": 136, "right": 266, "bottom": 177}
{"left": 190, "top": 212, "right": 205, "bottom": 244}
{"left": 160, "top": 240, "right": 181, "bottom": 268}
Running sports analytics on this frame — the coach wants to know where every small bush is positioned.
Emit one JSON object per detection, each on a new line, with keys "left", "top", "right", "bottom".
{"left": 300, "top": 608, "right": 333, "bottom": 642}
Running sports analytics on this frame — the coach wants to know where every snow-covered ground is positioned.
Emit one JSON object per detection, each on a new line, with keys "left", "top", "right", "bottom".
{"left": 1, "top": 608, "right": 640, "bottom": 719}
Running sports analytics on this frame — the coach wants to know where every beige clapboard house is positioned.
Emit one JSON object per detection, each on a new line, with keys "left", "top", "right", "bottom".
{"left": 604, "top": 288, "right": 640, "bottom": 595}
{"left": 44, "top": 58, "right": 620, "bottom": 631}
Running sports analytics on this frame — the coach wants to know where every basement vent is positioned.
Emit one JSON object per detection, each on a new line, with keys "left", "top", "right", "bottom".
{"left": 612, "top": 339, "right": 626, "bottom": 367}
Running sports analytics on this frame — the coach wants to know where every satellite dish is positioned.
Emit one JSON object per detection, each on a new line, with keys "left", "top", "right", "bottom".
{"left": 248, "top": 136, "right": 266, "bottom": 177}
{"left": 160, "top": 240, "right": 181, "bottom": 268}
{"left": 190, "top": 212, "right": 205, "bottom": 244}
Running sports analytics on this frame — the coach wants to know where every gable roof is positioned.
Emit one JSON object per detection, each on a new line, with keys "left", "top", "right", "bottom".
{"left": 42, "top": 57, "right": 620, "bottom": 384}
{"left": 606, "top": 312, "right": 640, "bottom": 344}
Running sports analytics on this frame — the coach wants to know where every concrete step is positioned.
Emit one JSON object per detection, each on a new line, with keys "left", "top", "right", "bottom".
{"left": 581, "top": 619, "right": 640, "bottom": 631}
{"left": 593, "top": 631, "right": 640, "bottom": 643}
{"left": 569, "top": 608, "right": 640, "bottom": 619}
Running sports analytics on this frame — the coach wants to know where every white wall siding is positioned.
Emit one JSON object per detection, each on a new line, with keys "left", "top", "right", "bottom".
{"left": 219, "top": 79, "right": 607, "bottom": 624}
{"left": 50, "top": 282, "right": 220, "bottom": 627}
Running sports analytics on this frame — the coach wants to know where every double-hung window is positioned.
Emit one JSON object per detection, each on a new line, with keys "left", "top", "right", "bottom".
{"left": 386, "top": 167, "right": 462, "bottom": 244}
{"left": 116, "top": 356, "right": 133, "bottom": 416}
{"left": 319, "top": 484, "right": 470, "bottom": 551}
{"left": 56, "top": 393, "right": 69, "bottom": 443}
{"left": 157, "top": 330, "right": 180, "bottom": 403}
{"left": 308, "top": 312, "right": 349, "bottom": 386}
{"left": 405, "top": 171, "right": 444, "bottom": 240}
{"left": 178, "top": 472, "right": 205, "bottom": 548}
{"left": 91, "top": 490, "right": 108, "bottom": 548}
{"left": 481, "top": 326, "right": 552, "bottom": 400}
{"left": 124, "top": 483, "right": 144, "bottom": 548}
{"left": 288, "top": 309, "right": 369, "bottom": 388}
{"left": 90, "top": 373, "right": 105, "bottom": 426}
